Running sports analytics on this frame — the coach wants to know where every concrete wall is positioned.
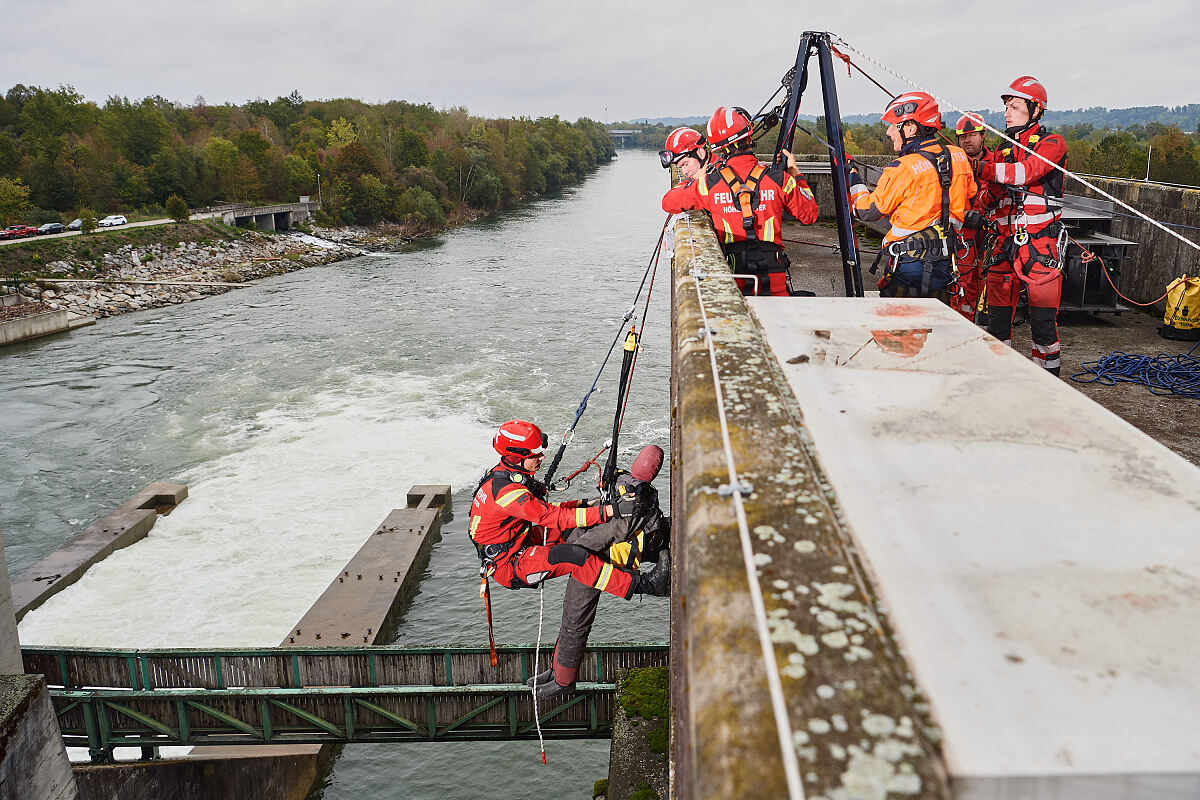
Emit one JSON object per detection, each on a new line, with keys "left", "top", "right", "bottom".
{"left": 0, "top": 310, "right": 71, "bottom": 347}
{"left": 1076, "top": 177, "right": 1200, "bottom": 309}
{"left": 0, "top": 675, "right": 78, "bottom": 800}
{"left": 668, "top": 212, "right": 950, "bottom": 799}
{"left": 0, "top": 528, "right": 21, "bottom": 675}
{"left": 74, "top": 749, "right": 329, "bottom": 800}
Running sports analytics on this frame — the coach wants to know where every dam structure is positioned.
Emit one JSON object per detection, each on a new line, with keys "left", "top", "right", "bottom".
{"left": 5, "top": 149, "right": 1200, "bottom": 799}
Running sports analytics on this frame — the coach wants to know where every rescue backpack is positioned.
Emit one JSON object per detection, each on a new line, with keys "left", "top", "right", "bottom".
{"left": 1160, "top": 274, "right": 1200, "bottom": 341}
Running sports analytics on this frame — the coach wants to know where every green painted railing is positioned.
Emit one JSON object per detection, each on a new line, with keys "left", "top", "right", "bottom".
{"left": 21, "top": 644, "right": 668, "bottom": 760}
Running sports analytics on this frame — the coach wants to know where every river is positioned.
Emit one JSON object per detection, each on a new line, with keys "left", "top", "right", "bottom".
{"left": 1, "top": 149, "right": 672, "bottom": 798}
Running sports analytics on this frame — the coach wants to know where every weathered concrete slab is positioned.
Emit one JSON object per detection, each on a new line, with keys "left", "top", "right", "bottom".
{"left": 285, "top": 485, "right": 451, "bottom": 646}
{"left": 10, "top": 484, "right": 188, "bottom": 622}
{"left": 751, "top": 296, "right": 1200, "bottom": 798}
{"left": 669, "top": 212, "right": 950, "bottom": 800}
{"left": 0, "top": 674, "right": 78, "bottom": 800}
{"left": 0, "top": 527, "right": 22, "bottom": 675}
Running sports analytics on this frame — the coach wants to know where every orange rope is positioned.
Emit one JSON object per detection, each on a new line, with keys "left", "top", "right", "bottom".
{"left": 1069, "top": 234, "right": 1172, "bottom": 308}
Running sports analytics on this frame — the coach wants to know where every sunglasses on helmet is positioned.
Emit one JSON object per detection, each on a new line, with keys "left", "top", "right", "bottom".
{"left": 890, "top": 101, "right": 919, "bottom": 117}
{"left": 659, "top": 149, "right": 703, "bottom": 169}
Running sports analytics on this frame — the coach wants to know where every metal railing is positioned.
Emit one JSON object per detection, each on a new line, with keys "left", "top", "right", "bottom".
{"left": 23, "top": 643, "right": 668, "bottom": 759}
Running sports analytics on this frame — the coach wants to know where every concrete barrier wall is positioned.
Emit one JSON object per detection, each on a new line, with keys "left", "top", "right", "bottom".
{"left": 0, "top": 675, "right": 78, "bottom": 800}
{"left": 0, "top": 310, "right": 71, "bottom": 347}
{"left": 668, "top": 212, "right": 950, "bottom": 799}
{"left": 1076, "top": 178, "right": 1200, "bottom": 308}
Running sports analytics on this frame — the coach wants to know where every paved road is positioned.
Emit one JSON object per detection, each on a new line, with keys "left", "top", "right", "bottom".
{"left": 0, "top": 212, "right": 222, "bottom": 247}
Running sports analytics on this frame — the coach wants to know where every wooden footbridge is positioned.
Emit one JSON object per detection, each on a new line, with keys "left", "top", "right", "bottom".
{"left": 22, "top": 643, "right": 667, "bottom": 759}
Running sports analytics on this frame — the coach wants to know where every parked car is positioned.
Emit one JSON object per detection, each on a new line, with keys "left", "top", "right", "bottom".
{"left": 0, "top": 224, "right": 38, "bottom": 239}
{"left": 97, "top": 215, "right": 127, "bottom": 227}
{"left": 38, "top": 222, "right": 65, "bottom": 235}
{"left": 67, "top": 218, "right": 83, "bottom": 231}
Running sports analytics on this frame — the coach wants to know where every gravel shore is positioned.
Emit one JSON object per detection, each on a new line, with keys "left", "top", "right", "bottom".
{"left": 10, "top": 231, "right": 362, "bottom": 320}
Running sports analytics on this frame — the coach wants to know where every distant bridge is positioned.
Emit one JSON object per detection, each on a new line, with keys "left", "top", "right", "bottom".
{"left": 216, "top": 201, "right": 320, "bottom": 232}
{"left": 608, "top": 129, "right": 639, "bottom": 145}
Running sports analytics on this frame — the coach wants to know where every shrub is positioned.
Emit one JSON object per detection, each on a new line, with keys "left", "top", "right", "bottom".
{"left": 165, "top": 194, "right": 190, "bottom": 223}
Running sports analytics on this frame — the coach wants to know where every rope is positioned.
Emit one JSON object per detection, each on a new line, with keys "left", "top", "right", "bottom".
{"left": 829, "top": 34, "right": 1200, "bottom": 261}
{"left": 1070, "top": 340, "right": 1200, "bottom": 403}
{"left": 1067, "top": 234, "right": 1173, "bottom": 308}
{"left": 543, "top": 213, "right": 673, "bottom": 486}
{"left": 684, "top": 216, "right": 806, "bottom": 800}
{"left": 533, "top": 523, "right": 548, "bottom": 765}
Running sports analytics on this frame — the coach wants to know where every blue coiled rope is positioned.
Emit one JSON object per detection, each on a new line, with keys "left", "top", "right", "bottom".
{"left": 1070, "top": 340, "right": 1200, "bottom": 403}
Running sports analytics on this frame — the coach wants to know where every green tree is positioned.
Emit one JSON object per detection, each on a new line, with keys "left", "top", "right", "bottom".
{"left": 397, "top": 186, "right": 445, "bottom": 229}
{"left": 392, "top": 127, "right": 429, "bottom": 169}
{"left": 78, "top": 206, "right": 96, "bottom": 235}
{"left": 0, "top": 176, "right": 31, "bottom": 223}
{"left": 203, "top": 136, "right": 239, "bottom": 198}
{"left": 283, "top": 153, "right": 315, "bottom": 197}
{"left": 165, "top": 193, "right": 189, "bottom": 222}
{"left": 326, "top": 117, "right": 357, "bottom": 147}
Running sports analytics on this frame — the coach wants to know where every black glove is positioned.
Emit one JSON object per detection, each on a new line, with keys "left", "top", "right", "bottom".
{"left": 964, "top": 210, "right": 985, "bottom": 230}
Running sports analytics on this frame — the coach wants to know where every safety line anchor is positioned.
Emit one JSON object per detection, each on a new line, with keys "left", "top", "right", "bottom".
{"left": 718, "top": 481, "right": 753, "bottom": 498}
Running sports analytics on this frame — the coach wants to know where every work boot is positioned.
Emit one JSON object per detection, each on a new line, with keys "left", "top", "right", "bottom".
{"left": 629, "top": 551, "right": 670, "bottom": 597}
{"left": 525, "top": 668, "right": 554, "bottom": 689}
{"left": 533, "top": 678, "right": 574, "bottom": 701}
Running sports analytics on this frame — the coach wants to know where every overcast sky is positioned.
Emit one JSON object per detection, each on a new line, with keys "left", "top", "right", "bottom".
{"left": 4, "top": 0, "right": 1196, "bottom": 122}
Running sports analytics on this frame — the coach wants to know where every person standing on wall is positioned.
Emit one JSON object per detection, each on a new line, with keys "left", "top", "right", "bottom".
{"left": 847, "top": 92, "right": 976, "bottom": 301}
{"left": 953, "top": 113, "right": 994, "bottom": 324}
{"left": 975, "top": 77, "right": 1067, "bottom": 375}
{"left": 661, "top": 106, "right": 819, "bottom": 296}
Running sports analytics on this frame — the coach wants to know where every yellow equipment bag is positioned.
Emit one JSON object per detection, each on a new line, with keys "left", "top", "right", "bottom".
{"left": 1161, "top": 274, "right": 1200, "bottom": 341}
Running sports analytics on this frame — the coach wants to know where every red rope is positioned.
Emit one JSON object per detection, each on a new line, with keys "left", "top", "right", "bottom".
{"left": 1068, "top": 234, "right": 1171, "bottom": 307}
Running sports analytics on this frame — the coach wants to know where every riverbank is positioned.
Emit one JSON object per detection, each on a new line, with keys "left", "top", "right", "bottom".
{"left": 0, "top": 223, "right": 363, "bottom": 320}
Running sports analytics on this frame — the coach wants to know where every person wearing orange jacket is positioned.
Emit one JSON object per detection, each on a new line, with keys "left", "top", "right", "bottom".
{"left": 848, "top": 93, "right": 976, "bottom": 299}
{"left": 954, "top": 113, "right": 994, "bottom": 323}
{"left": 469, "top": 420, "right": 669, "bottom": 699}
{"left": 660, "top": 126, "right": 710, "bottom": 182}
{"left": 662, "top": 106, "right": 819, "bottom": 296}
{"left": 975, "top": 77, "right": 1067, "bottom": 375}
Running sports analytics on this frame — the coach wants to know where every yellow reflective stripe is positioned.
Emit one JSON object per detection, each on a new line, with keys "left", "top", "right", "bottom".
{"left": 763, "top": 217, "right": 774, "bottom": 242}
{"left": 593, "top": 563, "right": 614, "bottom": 591}
{"left": 783, "top": 175, "right": 797, "bottom": 193}
{"left": 469, "top": 515, "right": 480, "bottom": 539}
{"left": 495, "top": 486, "right": 526, "bottom": 508}
{"left": 722, "top": 219, "right": 734, "bottom": 244}
{"left": 609, "top": 542, "right": 632, "bottom": 567}
{"left": 697, "top": 175, "right": 708, "bottom": 196}
{"left": 575, "top": 507, "right": 588, "bottom": 527}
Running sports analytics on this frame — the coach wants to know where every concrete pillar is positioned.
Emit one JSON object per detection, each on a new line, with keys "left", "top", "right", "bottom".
{"left": 0, "top": 526, "right": 22, "bottom": 674}
{"left": 0, "top": 526, "right": 79, "bottom": 799}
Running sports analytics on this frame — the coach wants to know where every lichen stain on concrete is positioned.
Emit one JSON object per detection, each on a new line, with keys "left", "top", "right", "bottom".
{"left": 671, "top": 213, "right": 951, "bottom": 799}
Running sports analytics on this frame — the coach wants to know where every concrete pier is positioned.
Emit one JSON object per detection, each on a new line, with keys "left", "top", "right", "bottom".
{"left": 0, "top": 526, "right": 79, "bottom": 800}
{"left": 10, "top": 484, "right": 188, "bottom": 622}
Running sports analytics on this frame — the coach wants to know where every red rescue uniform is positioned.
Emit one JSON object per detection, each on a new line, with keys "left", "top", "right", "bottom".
{"left": 977, "top": 123, "right": 1067, "bottom": 373}
{"left": 469, "top": 464, "right": 635, "bottom": 598}
{"left": 662, "top": 152, "right": 818, "bottom": 296}
{"left": 955, "top": 145, "right": 993, "bottom": 321}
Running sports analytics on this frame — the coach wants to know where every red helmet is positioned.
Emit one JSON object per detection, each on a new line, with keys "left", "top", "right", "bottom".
{"left": 882, "top": 92, "right": 942, "bottom": 129}
{"left": 1002, "top": 76, "right": 1047, "bottom": 109}
{"left": 493, "top": 420, "right": 547, "bottom": 459}
{"left": 954, "top": 113, "right": 986, "bottom": 136}
{"left": 706, "top": 106, "right": 753, "bottom": 151}
{"left": 660, "top": 127, "right": 706, "bottom": 168}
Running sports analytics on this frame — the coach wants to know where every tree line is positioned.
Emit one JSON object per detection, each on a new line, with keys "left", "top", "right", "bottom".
{"left": 616, "top": 116, "right": 1200, "bottom": 186}
{"left": 0, "top": 86, "right": 617, "bottom": 231}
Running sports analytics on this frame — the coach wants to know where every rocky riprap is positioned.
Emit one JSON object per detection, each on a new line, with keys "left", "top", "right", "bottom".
{"left": 16, "top": 233, "right": 361, "bottom": 320}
